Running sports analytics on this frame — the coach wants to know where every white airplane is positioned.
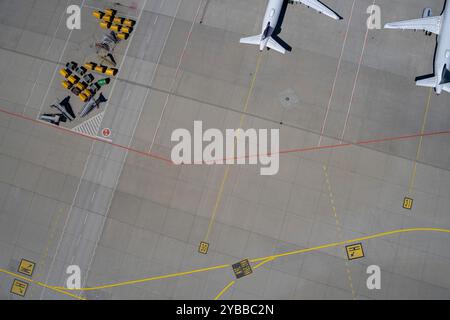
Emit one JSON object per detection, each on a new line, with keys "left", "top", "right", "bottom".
{"left": 385, "top": 3, "right": 450, "bottom": 94}
{"left": 240, "top": 0, "right": 341, "bottom": 54}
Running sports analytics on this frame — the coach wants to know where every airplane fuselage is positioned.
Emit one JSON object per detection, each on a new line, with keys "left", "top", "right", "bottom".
{"left": 260, "top": 0, "right": 284, "bottom": 50}
{"left": 435, "top": 2, "right": 450, "bottom": 93}
{"left": 241, "top": 0, "right": 339, "bottom": 54}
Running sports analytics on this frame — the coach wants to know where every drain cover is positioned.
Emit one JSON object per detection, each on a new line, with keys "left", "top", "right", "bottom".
{"left": 278, "top": 89, "right": 299, "bottom": 110}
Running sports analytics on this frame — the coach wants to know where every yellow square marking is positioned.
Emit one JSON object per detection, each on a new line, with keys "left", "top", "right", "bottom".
{"left": 10, "top": 279, "right": 28, "bottom": 297}
{"left": 18, "top": 259, "right": 35, "bottom": 277}
{"left": 403, "top": 197, "right": 414, "bottom": 210}
{"left": 232, "top": 259, "right": 253, "bottom": 279}
{"left": 345, "top": 243, "right": 365, "bottom": 260}
{"left": 198, "top": 241, "right": 209, "bottom": 255}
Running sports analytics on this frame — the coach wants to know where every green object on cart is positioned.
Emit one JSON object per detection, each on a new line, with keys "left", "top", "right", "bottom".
{"left": 97, "top": 78, "right": 111, "bottom": 87}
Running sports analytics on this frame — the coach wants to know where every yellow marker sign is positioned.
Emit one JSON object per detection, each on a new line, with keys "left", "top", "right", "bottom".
{"left": 198, "top": 242, "right": 209, "bottom": 254}
{"left": 18, "top": 259, "right": 35, "bottom": 277}
{"left": 345, "top": 243, "right": 365, "bottom": 260}
{"left": 10, "top": 279, "right": 28, "bottom": 297}
{"left": 232, "top": 259, "right": 253, "bottom": 279}
{"left": 403, "top": 197, "right": 414, "bottom": 210}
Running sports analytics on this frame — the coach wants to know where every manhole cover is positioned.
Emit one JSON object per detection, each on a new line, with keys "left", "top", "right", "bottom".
{"left": 279, "top": 89, "right": 299, "bottom": 110}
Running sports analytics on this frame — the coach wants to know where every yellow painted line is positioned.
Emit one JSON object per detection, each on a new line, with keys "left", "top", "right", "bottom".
{"left": 204, "top": 166, "right": 231, "bottom": 242}
{"left": 52, "top": 264, "right": 231, "bottom": 291}
{"left": 238, "top": 53, "right": 264, "bottom": 128}
{"left": 253, "top": 257, "right": 274, "bottom": 270}
{"left": 203, "top": 53, "right": 264, "bottom": 243}
{"left": 12, "top": 227, "right": 450, "bottom": 295}
{"left": 250, "top": 227, "right": 450, "bottom": 263}
{"left": 409, "top": 88, "right": 432, "bottom": 194}
{"left": 323, "top": 165, "right": 356, "bottom": 298}
{"left": 214, "top": 257, "right": 273, "bottom": 300}
{"left": 214, "top": 280, "right": 235, "bottom": 300}
{"left": 0, "top": 268, "right": 85, "bottom": 300}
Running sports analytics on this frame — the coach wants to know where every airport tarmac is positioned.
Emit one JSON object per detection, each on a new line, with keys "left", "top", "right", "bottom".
{"left": 1, "top": 0, "right": 450, "bottom": 300}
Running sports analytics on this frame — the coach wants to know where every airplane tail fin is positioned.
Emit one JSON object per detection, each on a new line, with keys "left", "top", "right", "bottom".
{"left": 443, "top": 84, "right": 450, "bottom": 93}
{"left": 416, "top": 76, "right": 438, "bottom": 88}
{"left": 267, "top": 37, "right": 286, "bottom": 54}
{"left": 240, "top": 34, "right": 262, "bottom": 45}
{"left": 240, "top": 35, "right": 286, "bottom": 54}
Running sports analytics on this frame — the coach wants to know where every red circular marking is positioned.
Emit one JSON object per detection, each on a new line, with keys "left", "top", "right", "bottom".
{"left": 102, "top": 128, "right": 111, "bottom": 138}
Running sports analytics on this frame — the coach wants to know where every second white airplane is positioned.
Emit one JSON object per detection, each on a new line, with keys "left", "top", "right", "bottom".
{"left": 385, "top": 2, "right": 450, "bottom": 94}
{"left": 240, "top": 0, "right": 341, "bottom": 54}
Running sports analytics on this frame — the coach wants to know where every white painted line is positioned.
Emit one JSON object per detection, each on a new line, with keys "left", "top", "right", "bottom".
{"left": 75, "top": 235, "right": 81, "bottom": 247}
{"left": 36, "top": 0, "right": 88, "bottom": 119}
{"left": 80, "top": 0, "right": 184, "bottom": 294}
{"left": 149, "top": 0, "right": 204, "bottom": 153}
{"left": 24, "top": 0, "right": 72, "bottom": 116}
{"left": 83, "top": 4, "right": 139, "bottom": 19}
{"left": 133, "top": 70, "right": 139, "bottom": 81}
{"left": 97, "top": 169, "right": 104, "bottom": 181}
{"left": 95, "top": 136, "right": 113, "bottom": 143}
{"left": 72, "top": 112, "right": 105, "bottom": 137}
{"left": 317, "top": 0, "right": 356, "bottom": 147}
{"left": 340, "top": 0, "right": 377, "bottom": 143}
{"left": 77, "top": 0, "right": 155, "bottom": 293}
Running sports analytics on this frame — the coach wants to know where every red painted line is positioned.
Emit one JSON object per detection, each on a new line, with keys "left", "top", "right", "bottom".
{"left": 201, "top": 130, "right": 450, "bottom": 165}
{"left": 0, "top": 107, "right": 173, "bottom": 164}
{"left": 281, "top": 130, "right": 450, "bottom": 156}
{"left": 1, "top": 106, "right": 449, "bottom": 166}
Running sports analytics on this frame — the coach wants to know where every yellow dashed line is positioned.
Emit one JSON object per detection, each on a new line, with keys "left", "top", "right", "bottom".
{"left": 203, "top": 52, "right": 264, "bottom": 243}
{"left": 322, "top": 165, "right": 355, "bottom": 298}
{"left": 409, "top": 88, "right": 432, "bottom": 194}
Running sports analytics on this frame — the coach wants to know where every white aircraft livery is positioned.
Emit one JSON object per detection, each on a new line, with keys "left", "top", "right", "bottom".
{"left": 240, "top": 0, "right": 341, "bottom": 54}
{"left": 385, "top": 2, "right": 450, "bottom": 94}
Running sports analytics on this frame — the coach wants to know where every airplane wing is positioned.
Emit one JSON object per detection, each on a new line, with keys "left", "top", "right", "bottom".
{"left": 384, "top": 16, "right": 442, "bottom": 35}
{"left": 293, "top": 0, "right": 341, "bottom": 20}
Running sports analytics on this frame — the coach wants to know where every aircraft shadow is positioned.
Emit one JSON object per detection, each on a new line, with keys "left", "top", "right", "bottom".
{"left": 415, "top": 0, "right": 447, "bottom": 80}
{"left": 271, "top": 0, "right": 292, "bottom": 52}
{"left": 270, "top": 0, "right": 343, "bottom": 53}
